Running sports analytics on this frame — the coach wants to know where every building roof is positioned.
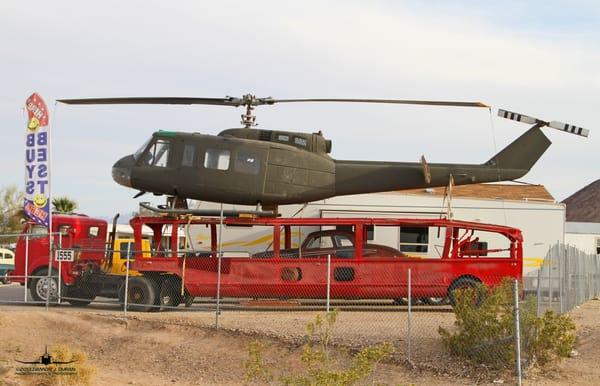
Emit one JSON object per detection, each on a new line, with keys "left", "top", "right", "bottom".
{"left": 397, "top": 183, "right": 555, "bottom": 202}
{"left": 562, "top": 179, "right": 600, "bottom": 223}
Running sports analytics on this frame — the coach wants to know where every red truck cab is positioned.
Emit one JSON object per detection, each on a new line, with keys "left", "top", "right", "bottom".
{"left": 12, "top": 214, "right": 108, "bottom": 301}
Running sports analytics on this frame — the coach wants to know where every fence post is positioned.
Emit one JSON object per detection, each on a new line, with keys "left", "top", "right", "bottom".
{"left": 45, "top": 232, "right": 53, "bottom": 311}
{"left": 326, "top": 254, "right": 331, "bottom": 313}
{"left": 58, "top": 233, "right": 62, "bottom": 305}
{"left": 558, "top": 243, "right": 563, "bottom": 314}
{"left": 123, "top": 242, "right": 131, "bottom": 314}
{"left": 513, "top": 279, "right": 523, "bottom": 386}
{"left": 407, "top": 268, "right": 412, "bottom": 363}
{"left": 215, "top": 204, "right": 224, "bottom": 329}
{"left": 24, "top": 233, "right": 29, "bottom": 302}
{"left": 548, "top": 245, "right": 553, "bottom": 311}
{"left": 536, "top": 265, "right": 542, "bottom": 316}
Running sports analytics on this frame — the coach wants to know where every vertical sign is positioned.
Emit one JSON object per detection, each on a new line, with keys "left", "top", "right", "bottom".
{"left": 24, "top": 93, "right": 50, "bottom": 227}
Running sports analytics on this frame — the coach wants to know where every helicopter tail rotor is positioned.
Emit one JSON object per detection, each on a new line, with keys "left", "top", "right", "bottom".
{"left": 498, "top": 109, "right": 590, "bottom": 138}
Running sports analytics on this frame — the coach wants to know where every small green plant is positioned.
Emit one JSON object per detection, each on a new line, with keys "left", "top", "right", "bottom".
{"left": 439, "top": 279, "right": 576, "bottom": 369}
{"left": 243, "top": 340, "right": 273, "bottom": 383}
{"left": 244, "top": 309, "right": 394, "bottom": 385}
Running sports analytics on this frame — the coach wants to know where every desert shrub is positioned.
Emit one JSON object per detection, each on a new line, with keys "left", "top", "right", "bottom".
{"left": 439, "top": 278, "right": 576, "bottom": 369}
{"left": 244, "top": 309, "right": 394, "bottom": 386}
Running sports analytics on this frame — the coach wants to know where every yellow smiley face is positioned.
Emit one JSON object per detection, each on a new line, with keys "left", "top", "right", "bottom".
{"left": 33, "top": 194, "right": 47, "bottom": 208}
{"left": 28, "top": 117, "right": 40, "bottom": 131}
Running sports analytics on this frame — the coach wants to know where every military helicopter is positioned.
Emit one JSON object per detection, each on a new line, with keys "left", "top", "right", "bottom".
{"left": 58, "top": 95, "right": 589, "bottom": 213}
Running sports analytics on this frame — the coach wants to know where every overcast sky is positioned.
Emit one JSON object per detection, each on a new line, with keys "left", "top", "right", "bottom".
{"left": 1, "top": 0, "right": 598, "bottom": 218}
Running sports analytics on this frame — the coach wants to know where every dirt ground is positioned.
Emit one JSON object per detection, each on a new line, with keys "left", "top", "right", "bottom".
{"left": 0, "top": 300, "right": 598, "bottom": 385}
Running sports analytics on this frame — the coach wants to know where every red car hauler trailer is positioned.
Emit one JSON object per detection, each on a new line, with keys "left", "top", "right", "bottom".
{"left": 10, "top": 214, "right": 523, "bottom": 310}
{"left": 128, "top": 215, "right": 523, "bottom": 311}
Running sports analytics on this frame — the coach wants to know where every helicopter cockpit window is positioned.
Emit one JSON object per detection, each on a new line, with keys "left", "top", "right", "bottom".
{"left": 181, "top": 144, "right": 195, "bottom": 167}
{"left": 143, "top": 140, "right": 171, "bottom": 167}
{"left": 133, "top": 138, "right": 152, "bottom": 161}
{"left": 204, "top": 149, "right": 230, "bottom": 170}
{"left": 234, "top": 152, "right": 260, "bottom": 175}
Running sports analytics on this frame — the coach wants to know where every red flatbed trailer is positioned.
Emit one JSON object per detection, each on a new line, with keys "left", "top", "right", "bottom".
{"left": 126, "top": 215, "right": 523, "bottom": 311}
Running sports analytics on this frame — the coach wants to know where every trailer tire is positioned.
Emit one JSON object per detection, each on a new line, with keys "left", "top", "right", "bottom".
{"left": 159, "top": 277, "right": 183, "bottom": 309}
{"left": 66, "top": 287, "right": 96, "bottom": 307}
{"left": 448, "top": 277, "right": 484, "bottom": 307}
{"left": 29, "top": 267, "right": 64, "bottom": 304}
{"left": 123, "top": 276, "right": 158, "bottom": 312}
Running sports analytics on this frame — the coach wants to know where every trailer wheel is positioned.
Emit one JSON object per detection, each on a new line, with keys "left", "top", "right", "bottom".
{"left": 30, "top": 267, "right": 64, "bottom": 304}
{"left": 66, "top": 287, "right": 96, "bottom": 307}
{"left": 159, "top": 277, "right": 183, "bottom": 309}
{"left": 123, "top": 277, "right": 158, "bottom": 312}
{"left": 448, "top": 277, "right": 484, "bottom": 307}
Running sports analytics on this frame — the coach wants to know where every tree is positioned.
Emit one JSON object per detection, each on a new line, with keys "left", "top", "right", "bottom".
{"left": 0, "top": 185, "right": 25, "bottom": 242}
{"left": 52, "top": 196, "right": 78, "bottom": 214}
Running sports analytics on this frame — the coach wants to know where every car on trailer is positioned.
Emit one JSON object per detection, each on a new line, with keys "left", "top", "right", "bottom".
{"left": 124, "top": 215, "right": 523, "bottom": 311}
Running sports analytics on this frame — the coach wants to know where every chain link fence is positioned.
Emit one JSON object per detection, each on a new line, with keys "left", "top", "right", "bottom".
{"left": 528, "top": 242, "right": 600, "bottom": 315}
{"left": 2, "top": 231, "right": 597, "bottom": 384}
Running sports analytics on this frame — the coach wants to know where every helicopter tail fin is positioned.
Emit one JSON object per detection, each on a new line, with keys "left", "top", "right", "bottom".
{"left": 485, "top": 124, "right": 551, "bottom": 176}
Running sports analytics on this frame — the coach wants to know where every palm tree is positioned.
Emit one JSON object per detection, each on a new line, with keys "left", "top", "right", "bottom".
{"left": 52, "top": 196, "right": 78, "bottom": 214}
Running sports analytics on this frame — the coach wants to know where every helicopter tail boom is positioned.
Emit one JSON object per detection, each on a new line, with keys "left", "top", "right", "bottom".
{"left": 334, "top": 125, "right": 552, "bottom": 196}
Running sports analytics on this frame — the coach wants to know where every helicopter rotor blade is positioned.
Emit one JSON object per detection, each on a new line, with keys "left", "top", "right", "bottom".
{"left": 57, "top": 97, "right": 245, "bottom": 107}
{"left": 58, "top": 96, "right": 488, "bottom": 108}
{"left": 267, "top": 98, "right": 489, "bottom": 108}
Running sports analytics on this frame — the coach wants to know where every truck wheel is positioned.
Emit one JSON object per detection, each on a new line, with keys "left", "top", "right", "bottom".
{"left": 123, "top": 276, "right": 158, "bottom": 312}
{"left": 159, "top": 277, "right": 183, "bottom": 309}
{"left": 30, "top": 268, "right": 64, "bottom": 304}
{"left": 448, "top": 277, "right": 484, "bottom": 307}
{"left": 66, "top": 287, "right": 96, "bottom": 307}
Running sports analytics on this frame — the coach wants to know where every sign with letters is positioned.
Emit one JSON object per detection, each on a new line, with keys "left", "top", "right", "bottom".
{"left": 24, "top": 93, "right": 51, "bottom": 227}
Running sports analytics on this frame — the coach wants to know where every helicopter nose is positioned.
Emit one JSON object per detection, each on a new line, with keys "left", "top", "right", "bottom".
{"left": 112, "top": 155, "right": 134, "bottom": 188}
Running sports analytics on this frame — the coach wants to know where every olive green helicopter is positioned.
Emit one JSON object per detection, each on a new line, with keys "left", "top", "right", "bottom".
{"left": 58, "top": 95, "right": 589, "bottom": 215}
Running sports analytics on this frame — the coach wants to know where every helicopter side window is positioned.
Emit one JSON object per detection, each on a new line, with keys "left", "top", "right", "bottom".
{"left": 204, "top": 149, "right": 230, "bottom": 170}
{"left": 277, "top": 134, "right": 289, "bottom": 142}
{"left": 181, "top": 144, "right": 195, "bottom": 167}
{"left": 144, "top": 140, "right": 171, "bottom": 167}
{"left": 234, "top": 152, "right": 260, "bottom": 175}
